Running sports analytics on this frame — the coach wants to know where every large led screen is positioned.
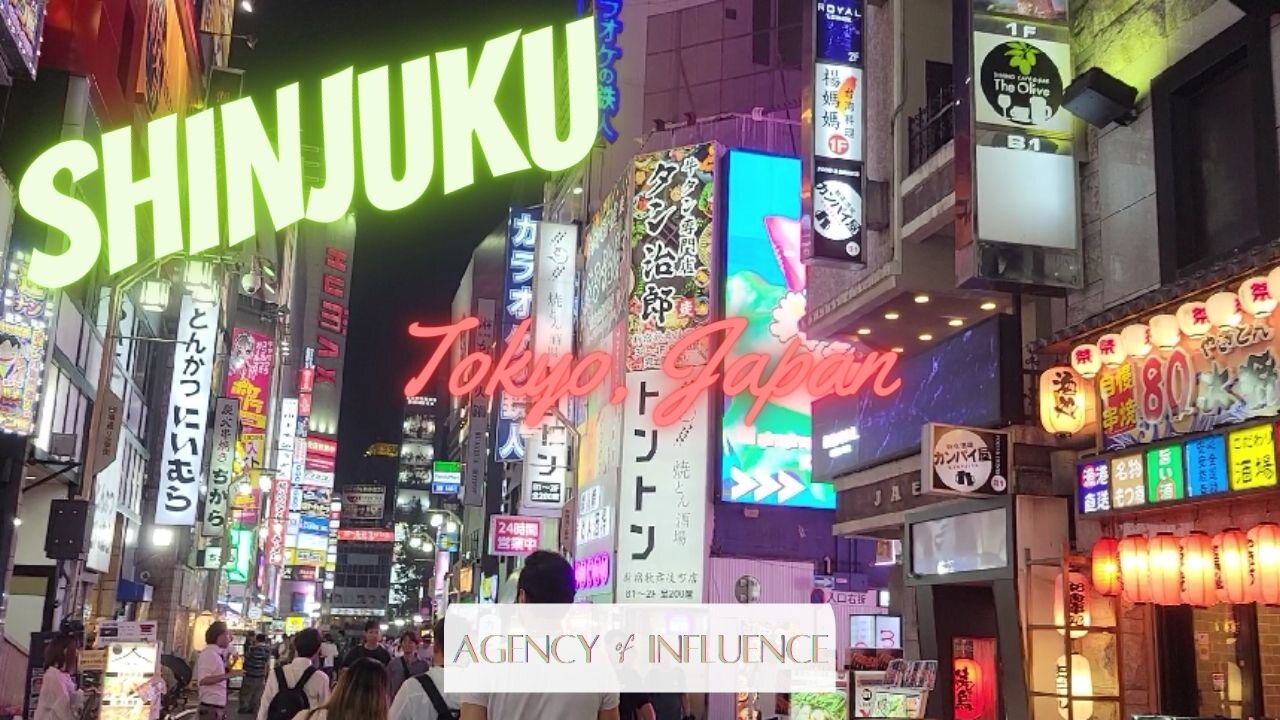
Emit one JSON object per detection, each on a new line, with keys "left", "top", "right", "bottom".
{"left": 721, "top": 151, "right": 834, "bottom": 509}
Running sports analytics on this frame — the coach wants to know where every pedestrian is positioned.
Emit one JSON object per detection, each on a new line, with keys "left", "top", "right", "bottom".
{"left": 34, "top": 634, "right": 90, "bottom": 720}
{"left": 459, "top": 550, "right": 619, "bottom": 720}
{"left": 320, "top": 634, "right": 340, "bottom": 681}
{"left": 341, "top": 622, "right": 391, "bottom": 668}
{"left": 260, "top": 628, "right": 331, "bottom": 720}
{"left": 239, "top": 634, "right": 273, "bottom": 713}
{"left": 196, "top": 622, "right": 242, "bottom": 720}
{"left": 386, "top": 632, "right": 429, "bottom": 699}
{"left": 620, "top": 695, "right": 655, "bottom": 720}
{"left": 649, "top": 694, "right": 690, "bottom": 720}
{"left": 389, "top": 618, "right": 456, "bottom": 720}
{"left": 298, "top": 658, "right": 389, "bottom": 720}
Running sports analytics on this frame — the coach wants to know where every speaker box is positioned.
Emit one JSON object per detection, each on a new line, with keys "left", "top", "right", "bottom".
{"left": 45, "top": 499, "right": 91, "bottom": 561}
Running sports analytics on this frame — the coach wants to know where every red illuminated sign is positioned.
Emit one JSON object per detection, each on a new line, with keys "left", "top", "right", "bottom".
{"left": 336, "top": 528, "right": 394, "bottom": 543}
{"left": 489, "top": 515, "right": 541, "bottom": 556}
{"left": 405, "top": 316, "right": 901, "bottom": 428}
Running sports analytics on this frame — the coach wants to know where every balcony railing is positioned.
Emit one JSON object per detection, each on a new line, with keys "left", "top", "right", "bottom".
{"left": 907, "top": 84, "right": 955, "bottom": 174}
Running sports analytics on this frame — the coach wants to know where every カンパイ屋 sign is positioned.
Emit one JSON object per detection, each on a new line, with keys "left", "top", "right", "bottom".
{"left": 923, "top": 424, "right": 1010, "bottom": 497}
{"left": 19, "top": 18, "right": 600, "bottom": 290}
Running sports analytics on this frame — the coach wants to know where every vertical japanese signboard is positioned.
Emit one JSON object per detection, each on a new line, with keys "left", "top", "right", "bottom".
{"left": 201, "top": 398, "right": 240, "bottom": 537}
{"left": 0, "top": 249, "right": 53, "bottom": 436}
{"left": 226, "top": 328, "right": 274, "bottom": 511}
{"left": 628, "top": 144, "right": 716, "bottom": 371}
{"left": 955, "top": 0, "right": 1080, "bottom": 288}
{"left": 617, "top": 370, "right": 709, "bottom": 602}
{"left": 576, "top": 179, "right": 629, "bottom": 600}
{"left": 1228, "top": 424, "right": 1277, "bottom": 491}
{"left": 155, "top": 297, "right": 220, "bottom": 526}
{"left": 521, "top": 222, "right": 577, "bottom": 517}
{"left": 806, "top": 0, "right": 866, "bottom": 265}
{"left": 463, "top": 299, "right": 496, "bottom": 507}
{"left": 594, "top": 0, "right": 622, "bottom": 142}
{"left": 268, "top": 399, "right": 298, "bottom": 566}
{"left": 495, "top": 208, "right": 540, "bottom": 462}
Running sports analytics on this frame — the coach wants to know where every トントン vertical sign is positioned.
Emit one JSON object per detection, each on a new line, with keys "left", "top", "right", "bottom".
{"left": 155, "top": 296, "right": 220, "bottom": 526}
{"left": 807, "top": 0, "right": 866, "bottom": 265}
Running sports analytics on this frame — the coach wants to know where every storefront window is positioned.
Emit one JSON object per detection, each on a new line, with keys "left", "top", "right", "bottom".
{"left": 1025, "top": 558, "right": 1122, "bottom": 720}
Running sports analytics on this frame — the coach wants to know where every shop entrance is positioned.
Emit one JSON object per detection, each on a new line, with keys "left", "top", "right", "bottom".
{"left": 1156, "top": 603, "right": 1280, "bottom": 719}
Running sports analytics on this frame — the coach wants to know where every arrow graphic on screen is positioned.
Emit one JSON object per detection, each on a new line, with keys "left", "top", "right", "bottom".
{"left": 777, "top": 472, "right": 805, "bottom": 503}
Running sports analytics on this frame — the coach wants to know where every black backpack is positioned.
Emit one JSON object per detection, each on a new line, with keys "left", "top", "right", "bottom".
{"left": 267, "top": 666, "right": 316, "bottom": 720}
{"left": 416, "top": 673, "right": 459, "bottom": 720}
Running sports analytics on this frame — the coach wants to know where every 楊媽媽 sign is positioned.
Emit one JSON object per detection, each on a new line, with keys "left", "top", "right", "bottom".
{"left": 18, "top": 18, "right": 599, "bottom": 289}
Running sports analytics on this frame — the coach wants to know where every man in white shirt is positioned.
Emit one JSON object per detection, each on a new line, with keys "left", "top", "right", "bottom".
{"left": 258, "top": 628, "right": 331, "bottom": 720}
{"left": 196, "top": 622, "right": 242, "bottom": 720}
{"left": 390, "top": 618, "right": 457, "bottom": 720}
{"left": 460, "top": 551, "right": 619, "bottom": 720}
{"left": 319, "top": 634, "right": 340, "bottom": 680}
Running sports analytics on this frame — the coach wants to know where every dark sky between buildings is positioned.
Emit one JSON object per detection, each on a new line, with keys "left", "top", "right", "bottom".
{"left": 236, "top": 0, "right": 571, "bottom": 481}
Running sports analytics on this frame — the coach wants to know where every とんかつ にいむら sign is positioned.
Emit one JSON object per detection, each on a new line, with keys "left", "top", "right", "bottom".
{"left": 17, "top": 18, "right": 600, "bottom": 289}
{"left": 404, "top": 316, "right": 903, "bottom": 428}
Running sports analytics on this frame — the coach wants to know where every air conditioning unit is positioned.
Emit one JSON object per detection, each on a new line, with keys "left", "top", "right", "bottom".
{"left": 48, "top": 433, "right": 77, "bottom": 459}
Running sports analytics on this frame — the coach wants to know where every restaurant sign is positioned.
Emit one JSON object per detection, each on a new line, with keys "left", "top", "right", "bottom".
{"left": 1077, "top": 421, "right": 1278, "bottom": 516}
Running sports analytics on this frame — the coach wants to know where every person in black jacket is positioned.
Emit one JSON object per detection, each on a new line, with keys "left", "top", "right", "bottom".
{"left": 342, "top": 621, "right": 392, "bottom": 669}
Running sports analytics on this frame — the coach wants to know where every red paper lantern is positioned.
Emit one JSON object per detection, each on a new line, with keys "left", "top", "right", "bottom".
{"left": 1215, "top": 528, "right": 1252, "bottom": 604}
{"left": 1181, "top": 532, "right": 1216, "bottom": 607}
{"left": 953, "top": 657, "right": 987, "bottom": 720}
{"left": 1118, "top": 535, "right": 1150, "bottom": 603}
{"left": 1248, "top": 523, "right": 1280, "bottom": 605}
{"left": 1147, "top": 534, "right": 1182, "bottom": 606}
{"left": 1092, "top": 537, "right": 1122, "bottom": 597}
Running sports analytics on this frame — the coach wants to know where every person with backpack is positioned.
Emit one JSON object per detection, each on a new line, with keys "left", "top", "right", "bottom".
{"left": 389, "top": 618, "right": 456, "bottom": 720}
{"left": 301, "top": 658, "right": 389, "bottom": 720}
{"left": 386, "top": 632, "right": 429, "bottom": 699}
{"left": 258, "top": 628, "right": 330, "bottom": 720}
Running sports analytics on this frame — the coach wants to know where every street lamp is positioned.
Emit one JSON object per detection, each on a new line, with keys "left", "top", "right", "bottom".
{"left": 446, "top": 521, "right": 458, "bottom": 534}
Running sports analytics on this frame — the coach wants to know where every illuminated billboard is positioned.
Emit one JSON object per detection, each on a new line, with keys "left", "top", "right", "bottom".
{"left": 721, "top": 151, "right": 833, "bottom": 510}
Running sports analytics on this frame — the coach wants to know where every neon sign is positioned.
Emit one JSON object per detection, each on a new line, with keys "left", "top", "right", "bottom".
{"left": 19, "top": 17, "right": 600, "bottom": 289}
{"left": 404, "top": 316, "right": 902, "bottom": 428}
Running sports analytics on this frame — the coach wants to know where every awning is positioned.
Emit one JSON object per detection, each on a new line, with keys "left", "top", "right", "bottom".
{"left": 1034, "top": 241, "right": 1280, "bottom": 355}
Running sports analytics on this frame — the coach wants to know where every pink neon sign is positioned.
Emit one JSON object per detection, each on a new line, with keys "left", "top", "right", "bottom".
{"left": 404, "top": 316, "right": 901, "bottom": 428}
{"left": 574, "top": 552, "right": 611, "bottom": 591}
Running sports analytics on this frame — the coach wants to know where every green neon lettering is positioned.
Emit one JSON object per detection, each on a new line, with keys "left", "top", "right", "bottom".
{"left": 523, "top": 17, "right": 598, "bottom": 172}
{"left": 358, "top": 56, "right": 434, "bottom": 212}
{"left": 22, "top": 141, "right": 102, "bottom": 289}
{"left": 103, "top": 114, "right": 183, "bottom": 273}
{"left": 306, "top": 67, "right": 356, "bottom": 222}
{"left": 186, "top": 109, "right": 220, "bottom": 254}
{"left": 437, "top": 30, "right": 530, "bottom": 194}
{"left": 223, "top": 82, "right": 305, "bottom": 245}
{"left": 16, "top": 19, "right": 599, "bottom": 289}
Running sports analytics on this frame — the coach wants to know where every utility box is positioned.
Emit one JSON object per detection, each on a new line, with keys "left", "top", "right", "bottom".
{"left": 45, "top": 499, "right": 91, "bottom": 560}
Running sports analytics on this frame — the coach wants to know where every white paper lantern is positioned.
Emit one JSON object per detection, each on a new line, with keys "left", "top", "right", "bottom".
{"left": 1207, "top": 292, "right": 1244, "bottom": 329}
{"left": 1149, "top": 314, "right": 1180, "bottom": 349}
{"left": 1070, "top": 344, "right": 1102, "bottom": 380}
{"left": 1056, "top": 654, "right": 1094, "bottom": 720}
{"left": 1121, "top": 324, "right": 1152, "bottom": 359}
{"left": 1268, "top": 266, "right": 1280, "bottom": 307}
{"left": 1240, "top": 277, "right": 1277, "bottom": 318}
{"left": 1176, "top": 301, "right": 1211, "bottom": 338}
{"left": 1097, "top": 334, "right": 1127, "bottom": 367}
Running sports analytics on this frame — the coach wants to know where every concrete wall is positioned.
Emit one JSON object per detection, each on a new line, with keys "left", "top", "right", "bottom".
{"left": 1068, "top": 0, "right": 1246, "bottom": 322}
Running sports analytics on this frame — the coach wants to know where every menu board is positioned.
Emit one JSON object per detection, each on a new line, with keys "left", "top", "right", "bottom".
{"left": 1185, "top": 435, "right": 1229, "bottom": 497}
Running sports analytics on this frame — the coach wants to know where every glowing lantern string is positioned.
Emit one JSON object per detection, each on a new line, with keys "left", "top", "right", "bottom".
{"left": 1215, "top": 528, "right": 1251, "bottom": 604}
{"left": 1181, "top": 532, "right": 1216, "bottom": 607}
{"left": 953, "top": 658, "right": 987, "bottom": 720}
{"left": 1249, "top": 523, "right": 1280, "bottom": 605}
{"left": 1091, "top": 537, "right": 1121, "bottom": 597}
{"left": 1147, "top": 533, "right": 1182, "bottom": 606}
{"left": 1118, "top": 535, "right": 1150, "bottom": 604}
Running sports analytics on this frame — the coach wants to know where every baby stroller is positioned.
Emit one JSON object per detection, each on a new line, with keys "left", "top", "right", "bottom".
{"left": 159, "top": 654, "right": 194, "bottom": 720}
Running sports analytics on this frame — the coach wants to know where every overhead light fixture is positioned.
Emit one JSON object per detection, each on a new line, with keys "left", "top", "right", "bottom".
{"left": 430, "top": 514, "right": 444, "bottom": 528}
{"left": 12, "top": 517, "right": 21, "bottom": 527}
{"left": 919, "top": 333, "right": 933, "bottom": 341}
{"left": 948, "top": 318, "right": 964, "bottom": 327}
{"left": 914, "top": 295, "right": 930, "bottom": 304}
{"left": 891, "top": 347, "right": 904, "bottom": 353}
{"left": 856, "top": 328, "right": 871, "bottom": 336}
{"left": 572, "top": 187, "right": 584, "bottom": 195}
{"left": 152, "top": 527, "right": 175, "bottom": 547}
{"left": 1063, "top": 67, "right": 1138, "bottom": 128}
{"left": 883, "top": 311, "right": 899, "bottom": 320}
{"left": 413, "top": 614, "right": 425, "bottom": 624}
{"left": 240, "top": 0, "right": 253, "bottom": 11}
{"left": 980, "top": 301, "right": 998, "bottom": 311}
{"left": 409, "top": 537, "right": 423, "bottom": 549}
{"left": 446, "top": 521, "right": 459, "bottom": 533}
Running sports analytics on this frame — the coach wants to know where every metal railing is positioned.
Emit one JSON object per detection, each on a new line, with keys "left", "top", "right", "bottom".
{"left": 907, "top": 84, "right": 956, "bottom": 174}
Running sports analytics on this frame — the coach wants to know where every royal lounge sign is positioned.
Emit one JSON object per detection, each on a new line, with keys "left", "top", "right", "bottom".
{"left": 18, "top": 18, "right": 600, "bottom": 290}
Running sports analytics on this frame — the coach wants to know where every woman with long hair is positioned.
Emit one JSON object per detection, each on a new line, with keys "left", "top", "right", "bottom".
{"left": 34, "top": 634, "right": 90, "bottom": 720}
{"left": 298, "top": 658, "right": 388, "bottom": 720}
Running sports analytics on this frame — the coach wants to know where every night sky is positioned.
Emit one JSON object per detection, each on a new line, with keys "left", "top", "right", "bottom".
{"left": 235, "top": 0, "right": 573, "bottom": 481}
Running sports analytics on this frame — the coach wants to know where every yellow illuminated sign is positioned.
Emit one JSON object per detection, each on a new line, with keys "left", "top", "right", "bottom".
{"left": 1228, "top": 424, "right": 1278, "bottom": 491}
{"left": 19, "top": 18, "right": 600, "bottom": 289}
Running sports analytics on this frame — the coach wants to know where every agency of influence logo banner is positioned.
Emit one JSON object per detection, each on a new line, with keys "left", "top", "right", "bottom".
{"left": 443, "top": 604, "right": 838, "bottom": 693}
